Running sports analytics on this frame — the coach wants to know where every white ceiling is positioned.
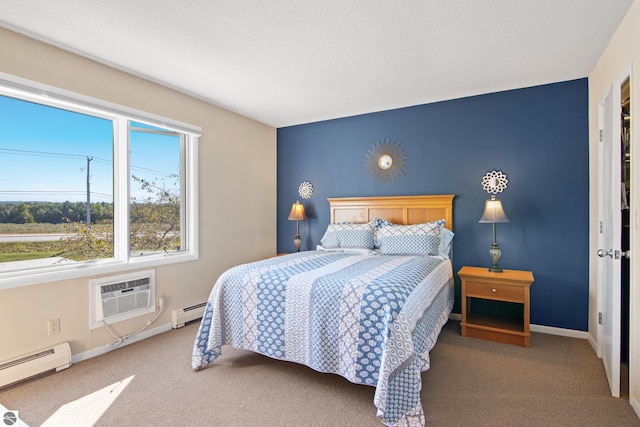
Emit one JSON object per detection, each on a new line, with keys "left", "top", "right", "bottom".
{"left": 0, "top": 1, "right": 635, "bottom": 128}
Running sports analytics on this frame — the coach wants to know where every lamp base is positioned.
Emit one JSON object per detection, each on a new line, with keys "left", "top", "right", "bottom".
{"left": 488, "top": 243, "right": 503, "bottom": 273}
{"left": 293, "top": 235, "right": 302, "bottom": 252}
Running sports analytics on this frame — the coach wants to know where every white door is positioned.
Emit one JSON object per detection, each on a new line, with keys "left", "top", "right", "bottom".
{"left": 597, "top": 84, "right": 621, "bottom": 398}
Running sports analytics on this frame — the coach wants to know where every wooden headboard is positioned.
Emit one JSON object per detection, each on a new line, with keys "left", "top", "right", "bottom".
{"left": 328, "top": 195, "right": 455, "bottom": 231}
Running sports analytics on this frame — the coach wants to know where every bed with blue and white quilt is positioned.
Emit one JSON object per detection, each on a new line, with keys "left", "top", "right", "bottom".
{"left": 193, "top": 206, "right": 455, "bottom": 427}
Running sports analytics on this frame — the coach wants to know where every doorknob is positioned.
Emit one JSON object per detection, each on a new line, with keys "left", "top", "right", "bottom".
{"left": 597, "top": 249, "right": 613, "bottom": 258}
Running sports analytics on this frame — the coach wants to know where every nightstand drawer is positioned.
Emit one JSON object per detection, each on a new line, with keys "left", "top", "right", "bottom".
{"left": 465, "top": 281, "right": 524, "bottom": 303}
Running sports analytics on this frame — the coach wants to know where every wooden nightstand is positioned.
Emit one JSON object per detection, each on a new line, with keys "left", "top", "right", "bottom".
{"left": 458, "top": 266, "right": 534, "bottom": 347}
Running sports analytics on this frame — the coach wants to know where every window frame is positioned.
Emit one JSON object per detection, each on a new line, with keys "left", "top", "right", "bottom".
{"left": 0, "top": 73, "right": 200, "bottom": 290}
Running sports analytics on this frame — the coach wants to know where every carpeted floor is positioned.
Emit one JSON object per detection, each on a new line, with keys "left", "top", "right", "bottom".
{"left": 1, "top": 320, "right": 638, "bottom": 426}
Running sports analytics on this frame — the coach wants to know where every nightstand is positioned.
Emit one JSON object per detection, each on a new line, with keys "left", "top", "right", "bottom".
{"left": 458, "top": 266, "right": 534, "bottom": 347}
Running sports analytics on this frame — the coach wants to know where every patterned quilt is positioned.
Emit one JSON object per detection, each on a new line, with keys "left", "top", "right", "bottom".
{"left": 192, "top": 250, "right": 454, "bottom": 427}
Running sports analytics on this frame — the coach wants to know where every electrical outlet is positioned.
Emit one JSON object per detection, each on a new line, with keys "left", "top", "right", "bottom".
{"left": 48, "top": 318, "right": 60, "bottom": 336}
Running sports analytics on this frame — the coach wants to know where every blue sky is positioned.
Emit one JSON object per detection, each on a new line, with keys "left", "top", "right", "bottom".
{"left": 0, "top": 95, "right": 179, "bottom": 203}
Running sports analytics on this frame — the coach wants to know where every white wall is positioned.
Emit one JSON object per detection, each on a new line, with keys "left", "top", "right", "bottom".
{"left": 0, "top": 28, "right": 277, "bottom": 361}
{"left": 589, "top": 0, "right": 640, "bottom": 416}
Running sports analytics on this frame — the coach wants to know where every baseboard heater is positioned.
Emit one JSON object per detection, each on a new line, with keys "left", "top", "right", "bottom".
{"left": 171, "top": 302, "right": 206, "bottom": 329}
{"left": 0, "top": 342, "right": 71, "bottom": 388}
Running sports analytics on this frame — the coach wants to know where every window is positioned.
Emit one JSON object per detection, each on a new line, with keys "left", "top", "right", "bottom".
{"left": 129, "top": 122, "right": 184, "bottom": 258}
{"left": 0, "top": 75, "right": 199, "bottom": 288}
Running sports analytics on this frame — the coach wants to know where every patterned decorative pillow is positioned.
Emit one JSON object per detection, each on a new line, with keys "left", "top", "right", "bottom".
{"left": 375, "top": 220, "right": 444, "bottom": 255}
{"left": 319, "top": 221, "right": 376, "bottom": 249}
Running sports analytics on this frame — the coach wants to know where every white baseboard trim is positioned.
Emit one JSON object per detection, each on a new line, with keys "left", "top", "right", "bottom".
{"left": 588, "top": 333, "right": 599, "bottom": 355}
{"left": 72, "top": 322, "right": 172, "bottom": 364}
{"left": 631, "top": 395, "right": 640, "bottom": 419}
{"left": 448, "top": 313, "right": 589, "bottom": 339}
{"left": 529, "top": 324, "right": 589, "bottom": 339}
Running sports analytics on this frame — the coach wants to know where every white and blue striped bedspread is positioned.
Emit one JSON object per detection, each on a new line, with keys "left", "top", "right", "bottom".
{"left": 192, "top": 250, "right": 454, "bottom": 427}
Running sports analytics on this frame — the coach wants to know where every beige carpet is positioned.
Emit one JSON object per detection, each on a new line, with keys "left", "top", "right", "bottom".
{"left": 1, "top": 320, "right": 639, "bottom": 427}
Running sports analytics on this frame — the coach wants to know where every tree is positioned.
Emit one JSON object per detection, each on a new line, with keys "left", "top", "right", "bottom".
{"left": 60, "top": 174, "right": 180, "bottom": 260}
{"left": 60, "top": 218, "right": 113, "bottom": 260}
{"left": 130, "top": 174, "right": 181, "bottom": 254}
{"left": 8, "top": 203, "right": 34, "bottom": 224}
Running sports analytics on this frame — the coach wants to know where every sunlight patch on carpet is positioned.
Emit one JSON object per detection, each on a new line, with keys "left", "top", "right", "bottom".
{"left": 41, "top": 375, "right": 134, "bottom": 427}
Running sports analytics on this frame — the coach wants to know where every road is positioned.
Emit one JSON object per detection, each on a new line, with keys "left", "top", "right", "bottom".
{"left": 0, "top": 234, "right": 70, "bottom": 242}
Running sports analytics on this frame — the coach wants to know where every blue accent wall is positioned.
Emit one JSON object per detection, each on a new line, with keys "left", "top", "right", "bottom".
{"left": 277, "top": 79, "right": 589, "bottom": 331}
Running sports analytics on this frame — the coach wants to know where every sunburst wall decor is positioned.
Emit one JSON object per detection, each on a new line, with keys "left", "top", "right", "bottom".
{"left": 482, "top": 170, "right": 508, "bottom": 195}
{"left": 365, "top": 139, "right": 407, "bottom": 183}
{"left": 298, "top": 181, "right": 313, "bottom": 199}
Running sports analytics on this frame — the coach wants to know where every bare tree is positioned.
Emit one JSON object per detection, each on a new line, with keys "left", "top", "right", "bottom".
{"left": 60, "top": 174, "right": 180, "bottom": 260}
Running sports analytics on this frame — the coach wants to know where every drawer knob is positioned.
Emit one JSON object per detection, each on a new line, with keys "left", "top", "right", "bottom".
{"left": 491, "top": 288, "right": 497, "bottom": 293}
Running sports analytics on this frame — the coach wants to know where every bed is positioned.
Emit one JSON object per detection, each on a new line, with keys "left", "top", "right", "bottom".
{"left": 192, "top": 195, "right": 455, "bottom": 427}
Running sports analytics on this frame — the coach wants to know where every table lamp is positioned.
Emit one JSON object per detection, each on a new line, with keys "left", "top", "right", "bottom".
{"left": 288, "top": 200, "right": 307, "bottom": 252}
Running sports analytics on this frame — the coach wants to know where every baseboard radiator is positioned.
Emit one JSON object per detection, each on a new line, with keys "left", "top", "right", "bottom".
{"left": 171, "top": 302, "right": 206, "bottom": 329}
{"left": 0, "top": 342, "right": 71, "bottom": 388}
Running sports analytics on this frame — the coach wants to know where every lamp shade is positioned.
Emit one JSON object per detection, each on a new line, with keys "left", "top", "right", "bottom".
{"left": 288, "top": 200, "right": 307, "bottom": 221}
{"left": 479, "top": 198, "right": 509, "bottom": 223}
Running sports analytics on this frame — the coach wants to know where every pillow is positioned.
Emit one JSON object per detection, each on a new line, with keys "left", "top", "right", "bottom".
{"left": 319, "top": 221, "right": 376, "bottom": 249}
{"left": 375, "top": 219, "right": 444, "bottom": 255}
{"left": 438, "top": 227, "right": 455, "bottom": 258}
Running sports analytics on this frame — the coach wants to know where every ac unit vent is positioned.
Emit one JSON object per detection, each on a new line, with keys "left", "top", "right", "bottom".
{"left": 90, "top": 270, "right": 155, "bottom": 329}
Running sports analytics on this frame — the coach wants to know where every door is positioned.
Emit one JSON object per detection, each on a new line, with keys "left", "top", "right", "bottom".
{"left": 597, "top": 84, "right": 621, "bottom": 398}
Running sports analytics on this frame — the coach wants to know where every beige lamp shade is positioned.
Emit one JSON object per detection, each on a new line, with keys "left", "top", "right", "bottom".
{"left": 288, "top": 200, "right": 307, "bottom": 221}
{"left": 479, "top": 197, "right": 509, "bottom": 223}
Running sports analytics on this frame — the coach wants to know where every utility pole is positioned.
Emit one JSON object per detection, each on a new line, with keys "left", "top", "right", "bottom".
{"left": 86, "top": 156, "right": 93, "bottom": 227}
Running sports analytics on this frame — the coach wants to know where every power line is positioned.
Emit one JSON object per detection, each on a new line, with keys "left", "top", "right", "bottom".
{"left": 131, "top": 165, "right": 177, "bottom": 176}
{"left": 0, "top": 190, "right": 112, "bottom": 197}
{"left": 0, "top": 147, "right": 175, "bottom": 176}
{"left": 0, "top": 147, "right": 110, "bottom": 163}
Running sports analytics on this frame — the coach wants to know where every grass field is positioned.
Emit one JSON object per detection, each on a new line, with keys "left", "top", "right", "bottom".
{"left": 0, "top": 223, "right": 67, "bottom": 234}
{"left": 0, "top": 240, "right": 69, "bottom": 263}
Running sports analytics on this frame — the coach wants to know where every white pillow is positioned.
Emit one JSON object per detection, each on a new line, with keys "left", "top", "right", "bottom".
{"left": 438, "top": 227, "right": 454, "bottom": 258}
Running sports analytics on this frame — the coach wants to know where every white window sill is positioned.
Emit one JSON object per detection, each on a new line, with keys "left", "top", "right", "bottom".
{"left": 0, "top": 252, "right": 198, "bottom": 290}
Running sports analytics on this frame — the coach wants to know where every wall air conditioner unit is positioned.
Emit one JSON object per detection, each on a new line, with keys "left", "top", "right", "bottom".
{"left": 171, "top": 301, "right": 206, "bottom": 329}
{"left": 90, "top": 270, "right": 155, "bottom": 329}
{"left": 0, "top": 342, "right": 71, "bottom": 388}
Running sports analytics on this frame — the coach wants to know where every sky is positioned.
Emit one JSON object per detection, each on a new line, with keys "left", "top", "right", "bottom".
{"left": 0, "top": 94, "right": 180, "bottom": 204}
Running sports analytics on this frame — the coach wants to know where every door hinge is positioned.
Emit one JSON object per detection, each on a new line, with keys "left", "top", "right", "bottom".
{"left": 599, "top": 221, "right": 603, "bottom": 234}
{"left": 598, "top": 312, "right": 603, "bottom": 325}
{"left": 599, "top": 129, "right": 603, "bottom": 142}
